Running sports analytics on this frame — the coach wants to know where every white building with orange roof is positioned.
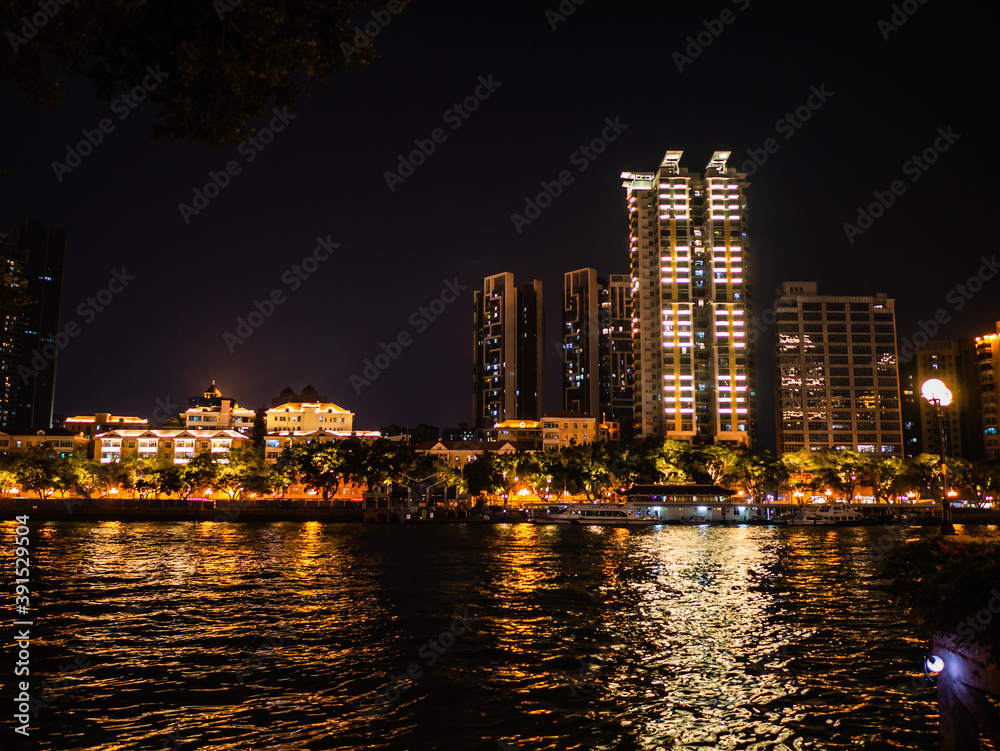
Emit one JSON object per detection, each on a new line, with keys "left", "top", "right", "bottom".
{"left": 94, "top": 429, "right": 252, "bottom": 464}
{"left": 265, "top": 400, "right": 354, "bottom": 433}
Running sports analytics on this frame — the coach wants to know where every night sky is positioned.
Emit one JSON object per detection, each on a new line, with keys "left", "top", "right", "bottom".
{"left": 2, "top": 0, "right": 992, "bottom": 449}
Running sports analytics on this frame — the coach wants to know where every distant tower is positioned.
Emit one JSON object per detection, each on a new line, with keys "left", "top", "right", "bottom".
{"left": 914, "top": 340, "right": 983, "bottom": 461}
{"left": 622, "top": 150, "right": 755, "bottom": 445}
{"left": 473, "top": 272, "right": 544, "bottom": 429}
{"left": 563, "top": 268, "right": 601, "bottom": 416}
{"left": 0, "top": 220, "right": 67, "bottom": 429}
{"left": 975, "top": 322, "right": 1000, "bottom": 461}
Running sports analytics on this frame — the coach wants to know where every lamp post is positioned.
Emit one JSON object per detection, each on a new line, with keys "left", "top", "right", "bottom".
{"left": 921, "top": 378, "right": 955, "bottom": 535}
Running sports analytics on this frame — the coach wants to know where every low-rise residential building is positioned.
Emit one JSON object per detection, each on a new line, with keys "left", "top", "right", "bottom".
{"left": 263, "top": 429, "right": 381, "bottom": 462}
{"left": 494, "top": 419, "right": 543, "bottom": 450}
{"left": 182, "top": 380, "right": 257, "bottom": 435}
{"left": 266, "top": 401, "right": 354, "bottom": 433}
{"left": 541, "top": 411, "right": 600, "bottom": 451}
{"left": 0, "top": 427, "right": 89, "bottom": 458}
{"left": 94, "top": 429, "right": 252, "bottom": 464}
{"left": 184, "top": 402, "right": 257, "bottom": 435}
{"left": 63, "top": 413, "right": 150, "bottom": 439}
{"left": 414, "top": 440, "right": 519, "bottom": 468}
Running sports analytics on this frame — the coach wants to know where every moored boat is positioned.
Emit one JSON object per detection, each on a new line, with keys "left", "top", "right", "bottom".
{"left": 786, "top": 504, "right": 871, "bottom": 526}
{"left": 531, "top": 502, "right": 663, "bottom": 526}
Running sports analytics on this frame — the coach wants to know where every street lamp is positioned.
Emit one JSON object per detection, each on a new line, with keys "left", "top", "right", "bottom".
{"left": 921, "top": 378, "right": 955, "bottom": 535}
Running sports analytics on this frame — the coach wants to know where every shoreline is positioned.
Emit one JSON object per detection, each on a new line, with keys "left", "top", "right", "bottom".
{"left": 2, "top": 499, "right": 998, "bottom": 526}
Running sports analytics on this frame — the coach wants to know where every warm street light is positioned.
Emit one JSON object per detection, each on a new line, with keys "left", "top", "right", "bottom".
{"left": 921, "top": 377, "right": 955, "bottom": 535}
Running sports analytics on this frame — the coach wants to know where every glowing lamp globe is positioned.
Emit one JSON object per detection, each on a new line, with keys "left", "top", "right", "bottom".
{"left": 921, "top": 378, "right": 953, "bottom": 407}
{"left": 926, "top": 654, "right": 945, "bottom": 673}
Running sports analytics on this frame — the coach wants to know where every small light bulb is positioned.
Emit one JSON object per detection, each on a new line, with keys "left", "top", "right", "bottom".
{"left": 926, "top": 655, "right": 945, "bottom": 673}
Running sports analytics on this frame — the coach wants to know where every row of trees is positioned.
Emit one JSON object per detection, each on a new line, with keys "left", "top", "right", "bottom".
{"left": 2, "top": 438, "right": 998, "bottom": 506}
{"left": 0, "top": 438, "right": 434, "bottom": 502}
{"left": 462, "top": 441, "right": 1000, "bottom": 507}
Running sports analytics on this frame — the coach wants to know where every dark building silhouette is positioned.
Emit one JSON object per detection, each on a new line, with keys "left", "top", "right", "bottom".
{"left": 0, "top": 220, "right": 67, "bottom": 430}
{"left": 271, "top": 383, "right": 330, "bottom": 407}
{"left": 915, "top": 340, "right": 984, "bottom": 461}
{"left": 473, "top": 273, "right": 544, "bottom": 429}
{"left": 563, "top": 268, "right": 634, "bottom": 442}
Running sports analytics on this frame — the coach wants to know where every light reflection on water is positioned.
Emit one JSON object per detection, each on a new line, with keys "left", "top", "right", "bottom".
{"left": 3, "top": 520, "right": 987, "bottom": 750}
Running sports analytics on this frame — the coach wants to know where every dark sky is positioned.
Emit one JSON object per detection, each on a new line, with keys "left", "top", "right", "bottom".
{"left": 2, "top": 0, "right": 993, "bottom": 449}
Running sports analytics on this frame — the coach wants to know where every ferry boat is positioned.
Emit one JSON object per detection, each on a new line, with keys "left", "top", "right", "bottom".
{"left": 786, "top": 504, "right": 868, "bottom": 526}
{"left": 532, "top": 502, "right": 664, "bottom": 526}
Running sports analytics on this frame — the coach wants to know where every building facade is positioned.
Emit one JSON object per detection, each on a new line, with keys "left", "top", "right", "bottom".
{"left": 774, "top": 282, "right": 903, "bottom": 456}
{"left": 541, "top": 411, "right": 601, "bottom": 451}
{"left": 265, "top": 401, "right": 355, "bottom": 434}
{"left": 976, "top": 321, "right": 1000, "bottom": 461}
{"left": 414, "top": 439, "right": 519, "bottom": 469}
{"left": 0, "top": 427, "right": 88, "bottom": 458}
{"left": 182, "top": 380, "right": 257, "bottom": 435}
{"left": 95, "top": 429, "right": 251, "bottom": 464}
{"left": 0, "top": 220, "right": 67, "bottom": 430}
{"left": 473, "top": 272, "right": 544, "bottom": 429}
{"left": 914, "top": 340, "right": 983, "bottom": 461}
{"left": 621, "top": 150, "right": 755, "bottom": 446}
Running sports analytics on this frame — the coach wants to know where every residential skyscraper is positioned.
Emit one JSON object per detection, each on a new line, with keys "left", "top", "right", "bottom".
{"left": 563, "top": 268, "right": 601, "bottom": 417}
{"left": 0, "top": 220, "right": 67, "bottom": 430}
{"left": 601, "top": 273, "right": 635, "bottom": 442}
{"left": 473, "top": 273, "right": 543, "bottom": 429}
{"left": 562, "top": 268, "right": 634, "bottom": 441}
{"left": 914, "top": 340, "right": 983, "bottom": 461}
{"left": 621, "top": 150, "right": 755, "bottom": 445}
{"left": 774, "top": 282, "right": 903, "bottom": 456}
{"left": 975, "top": 321, "right": 1000, "bottom": 461}
{"left": 899, "top": 362, "right": 923, "bottom": 457}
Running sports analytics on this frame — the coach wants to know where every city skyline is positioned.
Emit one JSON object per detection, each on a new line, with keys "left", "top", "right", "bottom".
{"left": 1, "top": 1, "right": 992, "bottom": 451}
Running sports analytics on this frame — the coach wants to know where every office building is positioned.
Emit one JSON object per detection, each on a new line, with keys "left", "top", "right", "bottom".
{"left": 914, "top": 340, "right": 983, "bottom": 461}
{"left": 774, "top": 282, "right": 903, "bottom": 456}
{"left": 976, "top": 321, "right": 1000, "bottom": 461}
{"left": 621, "top": 150, "right": 755, "bottom": 445}
{"left": 0, "top": 220, "right": 67, "bottom": 429}
{"left": 473, "top": 272, "right": 543, "bottom": 429}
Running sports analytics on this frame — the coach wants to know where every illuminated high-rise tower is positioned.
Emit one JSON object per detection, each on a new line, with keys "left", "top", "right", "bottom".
{"left": 621, "top": 151, "right": 755, "bottom": 445}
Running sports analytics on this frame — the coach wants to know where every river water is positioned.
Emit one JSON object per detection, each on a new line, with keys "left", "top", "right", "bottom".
{"left": 4, "top": 520, "right": 997, "bottom": 750}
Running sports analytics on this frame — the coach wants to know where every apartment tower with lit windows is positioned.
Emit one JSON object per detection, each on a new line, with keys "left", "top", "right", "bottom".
{"left": 621, "top": 150, "right": 755, "bottom": 445}
{"left": 976, "top": 321, "right": 1000, "bottom": 460}
{"left": 473, "top": 272, "right": 544, "bottom": 430}
{"left": 562, "top": 269, "right": 634, "bottom": 441}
